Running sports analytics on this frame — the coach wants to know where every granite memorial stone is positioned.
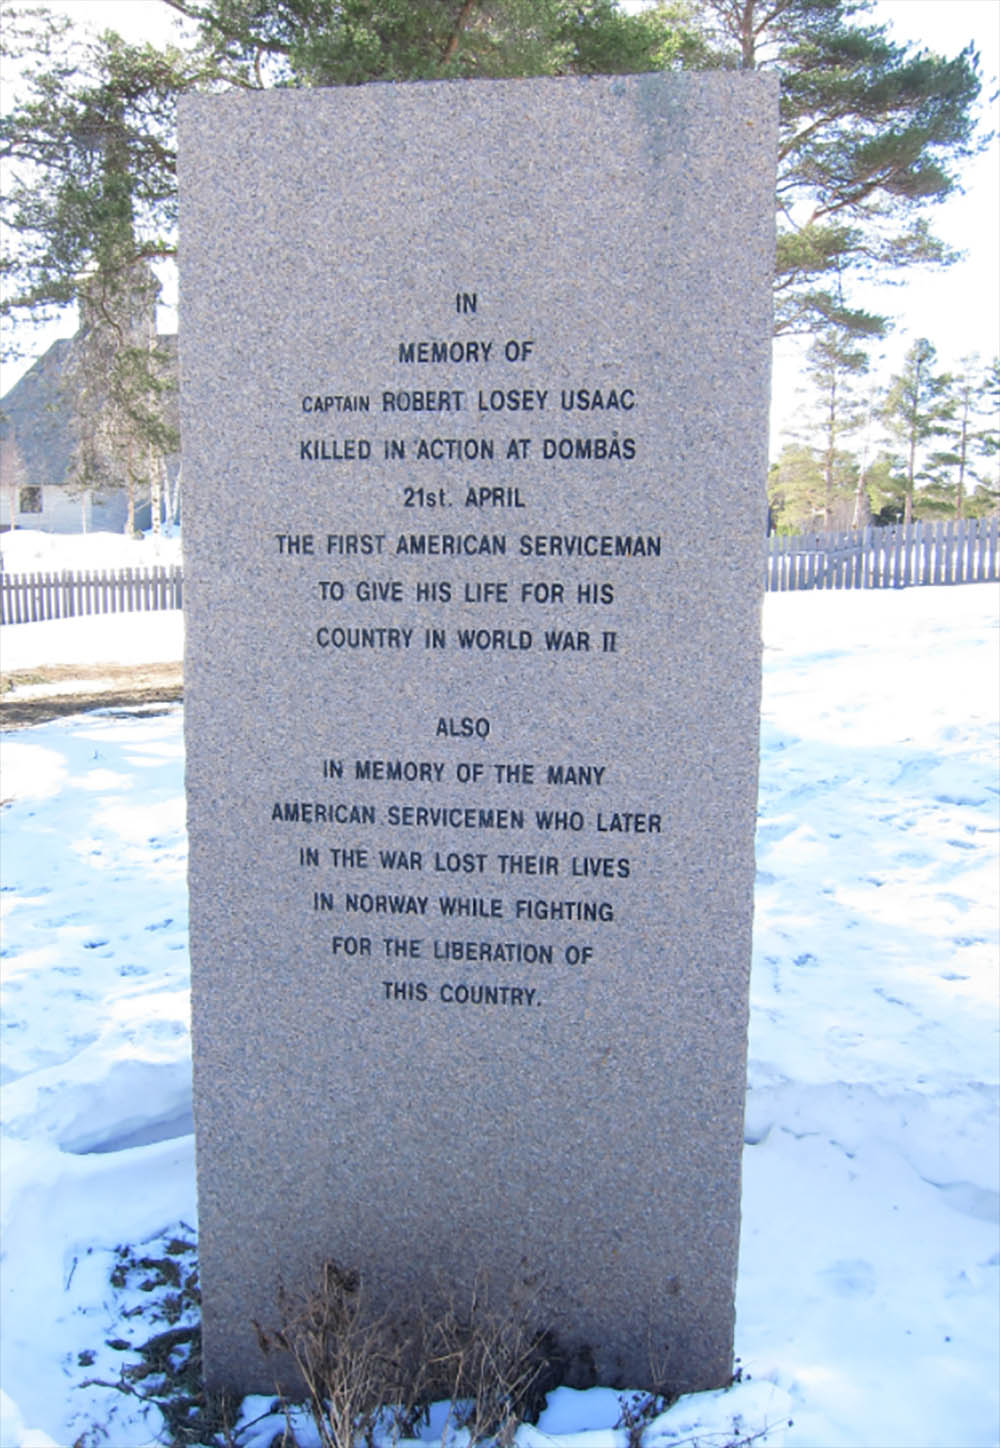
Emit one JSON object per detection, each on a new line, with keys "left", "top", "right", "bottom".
{"left": 180, "top": 73, "right": 777, "bottom": 1396}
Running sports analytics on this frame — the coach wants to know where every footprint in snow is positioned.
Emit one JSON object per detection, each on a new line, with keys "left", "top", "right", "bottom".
{"left": 818, "top": 1259, "right": 877, "bottom": 1298}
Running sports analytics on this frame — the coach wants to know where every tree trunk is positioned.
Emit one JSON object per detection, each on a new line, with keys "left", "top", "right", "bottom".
{"left": 905, "top": 417, "right": 918, "bottom": 527}
{"left": 441, "top": 0, "right": 477, "bottom": 65}
{"left": 126, "top": 436, "right": 136, "bottom": 536}
{"left": 740, "top": 0, "right": 756, "bottom": 67}
{"left": 956, "top": 391, "right": 969, "bottom": 520}
{"left": 852, "top": 473, "right": 871, "bottom": 528}
{"left": 824, "top": 371, "right": 837, "bottom": 527}
{"left": 168, "top": 464, "right": 182, "bottom": 528}
{"left": 150, "top": 447, "right": 164, "bottom": 535}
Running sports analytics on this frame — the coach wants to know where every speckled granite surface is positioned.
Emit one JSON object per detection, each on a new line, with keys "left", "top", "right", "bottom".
{"left": 180, "top": 72, "right": 777, "bottom": 1396}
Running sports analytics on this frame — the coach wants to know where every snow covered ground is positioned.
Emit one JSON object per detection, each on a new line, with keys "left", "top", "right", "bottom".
{"left": 0, "top": 529, "right": 182, "bottom": 576}
{"left": 1, "top": 572, "right": 997, "bottom": 1448}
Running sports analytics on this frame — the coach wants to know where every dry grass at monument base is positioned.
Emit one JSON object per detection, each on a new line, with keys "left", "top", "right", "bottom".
{"left": 69, "top": 1234, "right": 774, "bottom": 1448}
{"left": 255, "top": 1260, "right": 566, "bottom": 1448}
{"left": 78, "top": 1250, "right": 568, "bottom": 1447}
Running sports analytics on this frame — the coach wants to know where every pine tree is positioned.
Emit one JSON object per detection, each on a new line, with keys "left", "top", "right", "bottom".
{"left": 767, "top": 440, "right": 859, "bottom": 532}
{"left": 977, "top": 358, "right": 1000, "bottom": 513}
{"left": 686, "top": 0, "right": 983, "bottom": 335}
{"left": 67, "top": 263, "right": 177, "bottom": 535}
{"left": 927, "top": 356, "right": 1000, "bottom": 518}
{"left": 803, "top": 300, "right": 883, "bottom": 525}
{"left": 0, "top": 17, "right": 194, "bottom": 343}
{"left": 862, "top": 451, "right": 906, "bottom": 525}
{"left": 881, "top": 338, "right": 953, "bottom": 525}
{"left": 1, "top": 18, "right": 196, "bottom": 526}
{"left": 157, "top": 0, "right": 703, "bottom": 87}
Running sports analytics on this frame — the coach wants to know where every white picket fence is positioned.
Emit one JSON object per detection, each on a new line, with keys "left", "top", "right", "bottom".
{"left": 766, "top": 518, "right": 999, "bottom": 591}
{"left": 1, "top": 565, "right": 183, "bottom": 625}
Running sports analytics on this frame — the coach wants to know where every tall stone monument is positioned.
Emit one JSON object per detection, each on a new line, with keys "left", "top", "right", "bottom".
{"left": 180, "top": 73, "right": 777, "bottom": 1397}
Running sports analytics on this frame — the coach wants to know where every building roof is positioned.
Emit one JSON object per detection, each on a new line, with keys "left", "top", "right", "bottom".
{"left": 0, "top": 333, "right": 179, "bottom": 490}
{"left": 1, "top": 339, "right": 77, "bottom": 487}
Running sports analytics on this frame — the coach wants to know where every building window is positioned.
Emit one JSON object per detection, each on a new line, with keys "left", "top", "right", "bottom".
{"left": 18, "top": 486, "right": 42, "bottom": 514}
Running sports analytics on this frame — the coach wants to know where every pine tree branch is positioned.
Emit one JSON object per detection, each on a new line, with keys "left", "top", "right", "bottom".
{"left": 441, "top": 0, "right": 479, "bottom": 67}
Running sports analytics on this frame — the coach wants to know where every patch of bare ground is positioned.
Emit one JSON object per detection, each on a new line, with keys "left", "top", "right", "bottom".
{"left": 1, "top": 662, "right": 183, "bottom": 728}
